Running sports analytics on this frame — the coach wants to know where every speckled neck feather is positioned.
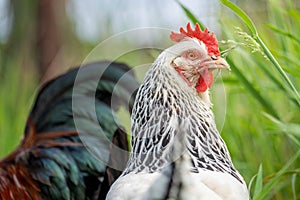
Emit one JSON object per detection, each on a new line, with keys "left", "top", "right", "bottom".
{"left": 123, "top": 52, "right": 244, "bottom": 183}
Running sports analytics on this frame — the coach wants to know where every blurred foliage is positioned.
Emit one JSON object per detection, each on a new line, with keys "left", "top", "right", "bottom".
{"left": 214, "top": 0, "right": 299, "bottom": 199}
{"left": 0, "top": 0, "right": 93, "bottom": 157}
{"left": 0, "top": 55, "right": 36, "bottom": 157}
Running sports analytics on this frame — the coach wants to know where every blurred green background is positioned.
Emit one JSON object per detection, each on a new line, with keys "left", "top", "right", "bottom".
{"left": 0, "top": 0, "right": 299, "bottom": 199}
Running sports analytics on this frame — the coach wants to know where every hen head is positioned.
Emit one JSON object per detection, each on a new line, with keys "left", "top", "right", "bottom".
{"left": 165, "top": 23, "right": 229, "bottom": 99}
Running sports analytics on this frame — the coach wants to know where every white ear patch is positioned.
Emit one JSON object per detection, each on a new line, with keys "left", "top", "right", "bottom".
{"left": 173, "top": 57, "right": 186, "bottom": 67}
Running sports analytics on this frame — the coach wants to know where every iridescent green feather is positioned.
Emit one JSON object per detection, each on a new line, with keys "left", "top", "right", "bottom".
{"left": 19, "top": 61, "right": 138, "bottom": 199}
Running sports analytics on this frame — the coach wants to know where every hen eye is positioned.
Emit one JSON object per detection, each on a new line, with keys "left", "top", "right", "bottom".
{"left": 189, "top": 52, "right": 196, "bottom": 58}
{"left": 187, "top": 52, "right": 196, "bottom": 59}
{"left": 183, "top": 49, "right": 201, "bottom": 60}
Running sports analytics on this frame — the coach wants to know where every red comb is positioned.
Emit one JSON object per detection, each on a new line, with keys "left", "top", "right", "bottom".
{"left": 170, "top": 22, "right": 220, "bottom": 56}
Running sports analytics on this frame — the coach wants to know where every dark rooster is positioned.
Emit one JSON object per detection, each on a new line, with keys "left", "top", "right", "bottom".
{"left": 0, "top": 61, "right": 138, "bottom": 200}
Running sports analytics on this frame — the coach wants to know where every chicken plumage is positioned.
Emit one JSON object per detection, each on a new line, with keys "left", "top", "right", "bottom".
{"left": 107, "top": 23, "right": 249, "bottom": 200}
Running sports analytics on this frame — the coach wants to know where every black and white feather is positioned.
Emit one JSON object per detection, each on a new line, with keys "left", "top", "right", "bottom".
{"left": 107, "top": 38, "right": 249, "bottom": 200}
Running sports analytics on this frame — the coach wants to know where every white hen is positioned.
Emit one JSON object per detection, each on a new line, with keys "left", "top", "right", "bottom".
{"left": 107, "top": 23, "right": 249, "bottom": 200}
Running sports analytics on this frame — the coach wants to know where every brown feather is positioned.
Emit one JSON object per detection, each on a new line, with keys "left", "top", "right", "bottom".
{"left": 0, "top": 164, "right": 41, "bottom": 200}
{"left": 0, "top": 119, "right": 82, "bottom": 200}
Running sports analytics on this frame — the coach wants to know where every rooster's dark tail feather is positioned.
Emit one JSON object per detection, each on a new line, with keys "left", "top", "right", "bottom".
{"left": 0, "top": 61, "right": 138, "bottom": 200}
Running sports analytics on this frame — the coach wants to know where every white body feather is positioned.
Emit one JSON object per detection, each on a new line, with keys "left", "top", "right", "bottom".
{"left": 107, "top": 169, "right": 248, "bottom": 200}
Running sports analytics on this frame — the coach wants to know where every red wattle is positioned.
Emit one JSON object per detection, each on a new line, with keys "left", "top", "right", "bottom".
{"left": 195, "top": 70, "right": 214, "bottom": 92}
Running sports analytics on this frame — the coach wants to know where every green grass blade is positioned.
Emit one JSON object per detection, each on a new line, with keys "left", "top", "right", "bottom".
{"left": 254, "top": 149, "right": 300, "bottom": 200}
{"left": 251, "top": 58, "right": 300, "bottom": 106}
{"left": 227, "top": 58, "right": 280, "bottom": 119}
{"left": 220, "top": 0, "right": 257, "bottom": 36}
{"left": 252, "top": 164, "right": 263, "bottom": 199}
{"left": 266, "top": 115, "right": 300, "bottom": 147}
{"left": 175, "top": 0, "right": 205, "bottom": 30}
{"left": 263, "top": 113, "right": 300, "bottom": 137}
{"left": 220, "top": 0, "right": 300, "bottom": 107}
{"left": 265, "top": 24, "right": 300, "bottom": 44}
{"left": 248, "top": 174, "right": 257, "bottom": 196}
{"left": 256, "top": 37, "right": 300, "bottom": 107}
{"left": 291, "top": 174, "right": 297, "bottom": 200}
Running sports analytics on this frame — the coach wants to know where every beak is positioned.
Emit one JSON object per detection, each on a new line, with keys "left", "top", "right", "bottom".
{"left": 200, "top": 57, "right": 230, "bottom": 71}
{"left": 198, "top": 57, "right": 230, "bottom": 72}
{"left": 210, "top": 57, "right": 230, "bottom": 70}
